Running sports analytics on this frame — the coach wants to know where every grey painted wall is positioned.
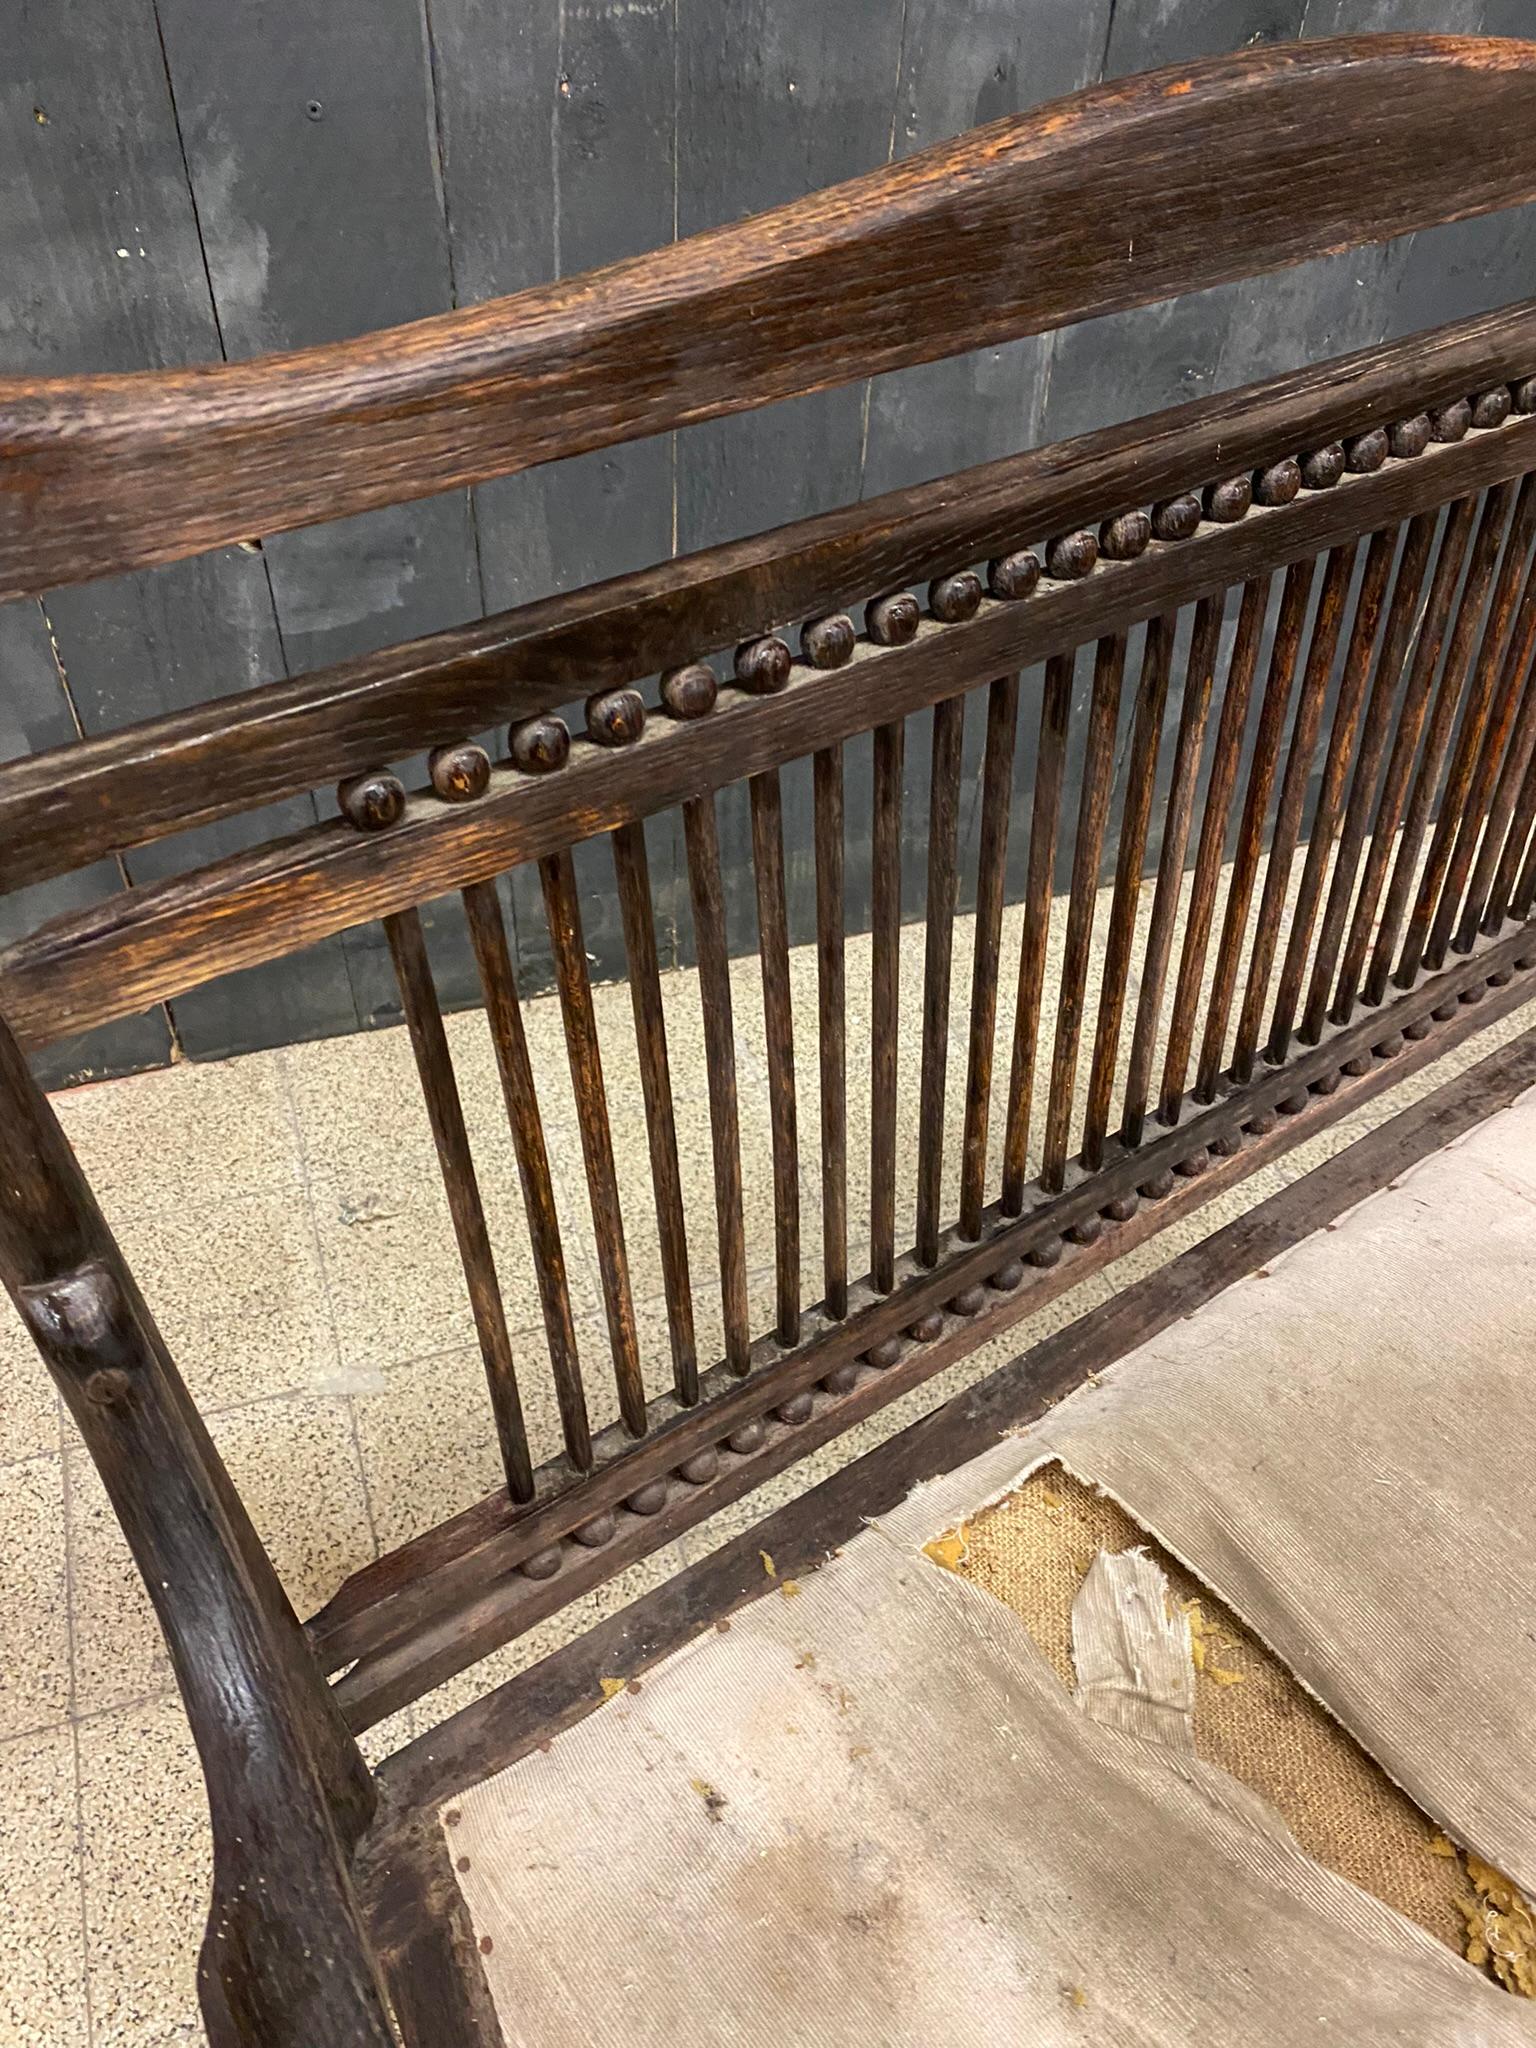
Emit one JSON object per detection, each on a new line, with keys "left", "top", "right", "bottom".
{"left": 3, "top": 0, "right": 1533, "bottom": 1085}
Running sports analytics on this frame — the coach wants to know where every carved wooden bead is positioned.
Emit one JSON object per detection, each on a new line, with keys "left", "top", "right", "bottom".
{"left": 774, "top": 1392, "right": 814, "bottom": 1425}
{"left": 820, "top": 1361, "right": 860, "bottom": 1395}
{"left": 571, "top": 1511, "right": 617, "bottom": 1548}
{"left": 509, "top": 714, "right": 570, "bottom": 774}
{"left": 1173, "top": 1148, "right": 1208, "bottom": 1178}
{"left": 677, "top": 1446, "right": 719, "bottom": 1486}
{"left": 929, "top": 569, "right": 984, "bottom": 621}
{"left": 1488, "top": 964, "right": 1514, "bottom": 987}
{"left": 1066, "top": 1213, "right": 1104, "bottom": 1246}
{"left": 1210, "top": 1130, "right": 1242, "bottom": 1156}
{"left": 1026, "top": 1237, "right": 1063, "bottom": 1269}
{"left": 1151, "top": 493, "right": 1201, "bottom": 541}
{"left": 1140, "top": 1167, "right": 1177, "bottom": 1199}
{"left": 865, "top": 1336, "right": 905, "bottom": 1370}
{"left": 949, "top": 1284, "right": 988, "bottom": 1317}
{"left": 660, "top": 662, "right": 718, "bottom": 719}
{"left": 1471, "top": 386, "right": 1513, "bottom": 430}
{"left": 906, "top": 1309, "right": 945, "bottom": 1342}
{"left": 1246, "top": 1106, "right": 1279, "bottom": 1136}
{"left": 989, "top": 1258, "right": 1025, "bottom": 1292}
{"left": 988, "top": 549, "right": 1040, "bottom": 600}
{"left": 1344, "top": 427, "right": 1389, "bottom": 473}
{"left": 1428, "top": 397, "right": 1472, "bottom": 442}
{"left": 1102, "top": 1192, "right": 1140, "bottom": 1222}
{"left": 1278, "top": 1089, "right": 1311, "bottom": 1116}
{"left": 337, "top": 770, "right": 406, "bottom": 831}
{"left": 1403, "top": 1014, "right": 1434, "bottom": 1041}
{"left": 726, "top": 1419, "right": 766, "bottom": 1455}
{"left": 520, "top": 1546, "right": 563, "bottom": 1581}
{"left": 1253, "top": 457, "right": 1301, "bottom": 506}
{"left": 867, "top": 590, "right": 921, "bottom": 645}
{"left": 1203, "top": 475, "right": 1252, "bottom": 523}
{"left": 1388, "top": 413, "right": 1432, "bottom": 459}
{"left": 1045, "top": 529, "right": 1098, "bottom": 579}
{"left": 1310, "top": 1068, "right": 1342, "bottom": 1096}
{"left": 1299, "top": 443, "right": 1345, "bottom": 489}
{"left": 1342, "top": 1054, "right": 1370, "bottom": 1078}
{"left": 1099, "top": 509, "right": 1151, "bottom": 559}
{"left": 1374, "top": 1031, "right": 1405, "bottom": 1059}
{"left": 427, "top": 741, "right": 491, "bottom": 803}
{"left": 801, "top": 612, "right": 857, "bottom": 668}
{"left": 1460, "top": 980, "right": 1488, "bottom": 1005}
{"left": 734, "top": 634, "right": 793, "bottom": 692}
{"left": 1513, "top": 376, "right": 1536, "bottom": 415}
{"left": 625, "top": 1480, "right": 669, "bottom": 1516}
{"left": 586, "top": 687, "right": 646, "bottom": 746}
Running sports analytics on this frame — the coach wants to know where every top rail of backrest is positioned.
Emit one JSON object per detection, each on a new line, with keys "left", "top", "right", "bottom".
{"left": 4, "top": 33, "right": 1536, "bottom": 600}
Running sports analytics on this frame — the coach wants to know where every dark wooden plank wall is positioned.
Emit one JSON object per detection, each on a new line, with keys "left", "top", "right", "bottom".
{"left": 4, "top": 0, "right": 1535, "bottom": 1082}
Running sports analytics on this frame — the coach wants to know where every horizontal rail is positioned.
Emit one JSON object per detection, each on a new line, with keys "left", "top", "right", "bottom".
{"left": 309, "top": 917, "right": 1536, "bottom": 1723}
{"left": 3, "top": 295, "right": 1536, "bottom": 896}
{"left": 3, "top": 37, "right": 1534, "bottom": 600}
{"left": 6, "top": 404, "right": 1536, "bottom": 1054}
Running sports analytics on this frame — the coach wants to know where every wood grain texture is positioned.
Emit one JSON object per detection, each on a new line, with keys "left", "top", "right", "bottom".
{"left": 8, "top": 299, "right": 1536, "bottom": 900}
{"left": 6, "top": 39, "right": 1536, "bottom": 599}
{"left": 11, "top": 405, "right": 1536, "bottom": 1060}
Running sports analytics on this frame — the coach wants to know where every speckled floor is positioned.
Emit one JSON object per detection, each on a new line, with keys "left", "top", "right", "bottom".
{"left": 3, "top": 878, "right": 1532, "bottom": 2046}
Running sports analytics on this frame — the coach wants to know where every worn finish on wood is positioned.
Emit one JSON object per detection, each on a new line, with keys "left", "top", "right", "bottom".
{"left": 916, "top": 696, "right": 965, "bottom": 1263}
{"left": 683, "top": 794, "right": 750, "bottom": 1373}
{"left": 1122, "top": 595, "right": 1221, "bottom": 1145}
{"left": 1002, "top": 652, "right": 1074, "bottom": 1209}
{"left": 958, "top": 674, "right": 1020, "bottom": 1238}
{"left": 8, "top": 38, "right": 1536, "bottom": 599}
{"left": 386, "top": 907, "right": 535, "bottom": 1501}
{"left": 462, "top": 881, "right": 591, "bottom": 1472}
{"left": 749, "top": 772, "right": 801, "bottom": 1346}
{"left": 870, "top": 718, "right": 905, "bottom": 1292}
{"left": 1159, "top": 580, "right": 1266, "bottom": 1123}
{"left": 538, "top": 851, "right": 644, "bottom": 1436}
{"left": 9, "top": 306, "right": 1536, "bottom": 909}
{"left": 1085, "top": 617, "right": 1173, "bottom": 1167}
{"left": 1044, "top": 633, "right": 1125, "bottom": 1187}
{"left": 610, "top": 823, "right": 697, "bottom": 1405}
{"left": 813, "top": 746, "right": 848, "bottom": 1318}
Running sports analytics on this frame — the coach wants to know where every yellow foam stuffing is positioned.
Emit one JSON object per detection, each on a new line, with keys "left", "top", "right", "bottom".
{"left": 1460, "top": 1852, "right": 1536, "bottom": 1997}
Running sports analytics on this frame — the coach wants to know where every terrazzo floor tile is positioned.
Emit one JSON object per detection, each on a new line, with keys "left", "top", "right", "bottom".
{"left": 113, "top": 1189, "right": 340, "bottom": 1413}
{"left": 52, "top": 1049, "right": 301, "bottom": 1224}
{"left": 0, "top": 1292, "right": 62, "bottom": 1468}
{"left": 66, "top": 1393, "right": 376, "bottom": 1718}
{"left": 0, "top": 1456, "right": 70, "bottom": 1740}
{"left": 77, "top": 1692, "right": 208, "bottom": 2047}
{"left": 0, "top": 1724, "right": 90, "bottom": 2047}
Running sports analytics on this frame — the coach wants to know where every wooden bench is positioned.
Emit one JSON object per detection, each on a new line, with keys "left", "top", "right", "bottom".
{"left": 4, "top": 32, "right": 1536, "bottom": 2043}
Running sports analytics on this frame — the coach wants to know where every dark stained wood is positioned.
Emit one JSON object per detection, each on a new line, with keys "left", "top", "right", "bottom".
{"left": 813, "top": 745, "right": 847, "bottom": 1318}
{"left": 462, "top": 881, "right": 592, "bottom": 1469}
{"left": 381, "top": 1017, "right": 1536, "bottom": 1822}
{"left": 958, "top": 674, "right": 1020, "bottom": 1238}
{"left": 1432, "top": 547, "right": 1536, "bottom": 963}
{"left": 0, "top": 1015, "right": 392, "bottom": 2047}
{"left": 537, "top": 851, "right": 644, "bottom": 1437}
{"left": 870, "top": 718, "right": 905, "bottom": 1292}
{"left": 683, "top": 794, "right": 751, "bottom": 1374}
{"left": 1368, "top": 482, "right": 1520, "bottom": 1004}
{"left": 610, "top": 824, "right": 697, "bottom": 1404}
{"left": 8, "top": 301, "right": 1536, "bottom": 904}
{"left": 1302, "top": 515, "right": 1437, "bottom": 1040}
{"left": 1232, "top": 546, "right": 1354, "bottom": 1084}
{"left": 8, "top": 39, "right": 1536, "bottom": 600}
{"left": 749, "top": 772, "right": 801, "bottom": 1345}
{"left": 1084, "top": 617, "right": 1173, "bottom": 1168}
{"left": 319, "top": 920, "right": 1536, "bottom": 1725}
{"left": 1398, "top": 476, "right": 1536, "bottom": 984}
{"left": 1461, "top": 640, "right": 1536, "bottom": 948}
{"left": 1001, "top": 651, "right": 1074, "bottom": 1210}
{"left": 385, "top": 907, "right": 535, "bottom": 1501}
{"left": 1267, "top": 526, "right": 1396, "bottom": 1063}
{"left": 1195, "top": 562, "right": 1314, "bottom": 1099}
{"left": 1484, "top": 712, "right": 1536, "bottom": 935}
{"left": 355, "top": 1812, "right": 502, "bottom": 2048}
{"left": 1158, "top": 580, "right": 1266, "bottom": 1122}
{"left": 1122, "top": 595, "right": 1222, "bottom": 1146}
{"left": 12, "top": 410, "right": 1536, "bottom": 1058}
{"left": 1043, "top": 633, "right": 1125, "bottom": 1187}
{"left": 916, "top": 695, "right": 965, "bottom": 1263}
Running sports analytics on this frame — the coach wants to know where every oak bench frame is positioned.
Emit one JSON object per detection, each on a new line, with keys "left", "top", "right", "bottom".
{"left": 4, "top": 33, "right": 1536, "bottom": 2044}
